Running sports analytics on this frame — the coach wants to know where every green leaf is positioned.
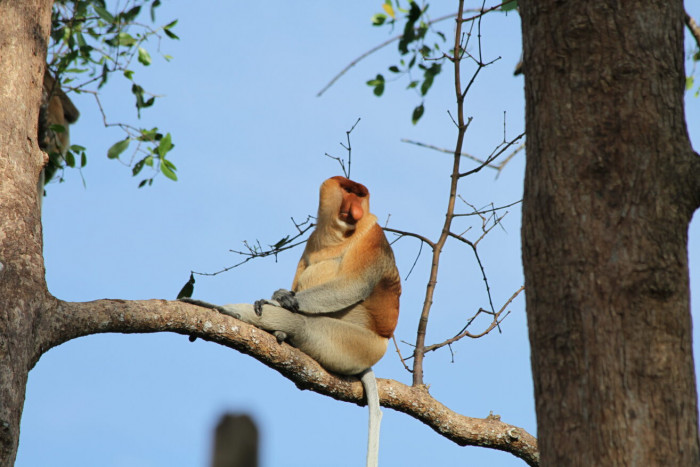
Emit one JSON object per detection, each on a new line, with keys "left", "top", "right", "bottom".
{"left": 408, "top": 54, "right": 417, "bottom": 69}
{"left": 398, "top": 2, "right": 422, "bottom": 55}
{"left": 106, "top": 32, "right": 136, "bottom": 47}
{"left": 65, "top": 150, "right": 76, "bottom": 168}
{"left": 137, "top": 47, "right": 152, "bottom": 66}
{"left": 421, "top": 63, "right": 441, "bottom": 96}
{"left": 99, "top": 63, "right": 109, "bottom": 88}
{"left": 388, "top": 65, "right": 400, "bottom": 73}
{"left": 686, "top": 76, "right": 694, "bottom": 91}
{"left": 373, "top": 83, "right": 385, "bottom": 96}
{"left": 107, "top": 138, "right": 130, "bottom": 159}
{"left": 80, "top": 152, "right": 87, "bottom": 168}
{"left": 501, "top": 0, "right": 518, "bottom": 12}
{"left": 150, "top": 0, "right": 161, "bottom": 22}
{"left": 371, "top": 14, "right": 387, "bottom": 26}
{"left": 411, "top": 103, "right": 424, "bottom": 124}
{"left": 157, "top": 133, "right": 173, "bottom": 157}
{"left": 93, "top": 5, "right": 114, "bottom": 23}
{"left": 76, "top": 32, "right": 87, "bottom": 49}
{"left": 138, "top": 128, "right": 160, "bottom": 142}
{"left": 367, "top": 74, "right": 385, "bottom": 85}
{"left": 160, "top": 160, "right": 177, "bottom": 181}
{"left": 162, "top": 158, "right": 176, "bottom": 171}
{"left": 421, "top": 76, "right": 434, "bottom": 95}
{"left": 132, "top": 158, "right": 145, "bottom": 176}
{"left": 163, "top": 29, "right": 179, "bottom": 40}
{"left": 121, "top": 5, "right": 142, "bottom": 22}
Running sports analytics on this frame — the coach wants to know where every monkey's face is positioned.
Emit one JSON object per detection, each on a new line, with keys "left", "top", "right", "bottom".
{"left": 318, "top": 176, "right": 370, "bottom": 231}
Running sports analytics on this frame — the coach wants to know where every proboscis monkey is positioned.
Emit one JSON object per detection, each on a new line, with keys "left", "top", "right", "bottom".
{"left": 182, "top": 176, "right": 401, "bottom": 467}
{"left": 38, "top": 69, "right": 80, "bottom": 193}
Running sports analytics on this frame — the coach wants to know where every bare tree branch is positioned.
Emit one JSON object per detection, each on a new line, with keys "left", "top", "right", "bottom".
{"left": 37, "top": 298, "right": 538, "bottom": 466}
{"left": 424, "top": 285, "right": 524, "bottom": 352}
{"left": 401, "top": 138, "right": 496, "bottom": 168}
{"left": 383, "top": 226, "right": 436, "bottom": 248}
{"left": 686, "top": 10, "right": 700, "bottom": 49}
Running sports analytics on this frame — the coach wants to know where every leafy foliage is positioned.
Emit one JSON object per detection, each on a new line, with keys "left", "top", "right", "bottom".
{"left": 367, "top": 0, "right": 520, "bottom": 124}
{"left": 46, "top": 0, "right": 179, "bottom": 188}
{"left": 368, "top": 0, "right": 446, "bottom": 124}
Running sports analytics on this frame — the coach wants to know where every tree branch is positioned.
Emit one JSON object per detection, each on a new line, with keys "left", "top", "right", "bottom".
{"left": 37, "top": 298, "right": 538, "bottom": 465}
{"left": 686, "top": 10, "right": 700, "bottom": 50}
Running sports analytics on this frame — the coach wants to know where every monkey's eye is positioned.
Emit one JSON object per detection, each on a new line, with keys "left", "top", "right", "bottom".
{"left": 344, "top": 187, "right": 367, "bottom": 197}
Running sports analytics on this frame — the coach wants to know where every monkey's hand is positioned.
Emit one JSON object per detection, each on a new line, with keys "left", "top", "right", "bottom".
{"left": 253, "top": 290, "right": 298, "bottom": 315}
{"left": 271, "top": 289, "right": 300, "bottom": 313}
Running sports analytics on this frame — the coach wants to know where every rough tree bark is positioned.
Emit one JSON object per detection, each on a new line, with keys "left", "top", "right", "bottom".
{"left": 520, "top": 1, "right": 700, "bottom": 465}
{"left": 0, "top": 0, "right": 54, "bottom": 463}
{"left": 0, "top": 2, "right": 539, "bottom": 465}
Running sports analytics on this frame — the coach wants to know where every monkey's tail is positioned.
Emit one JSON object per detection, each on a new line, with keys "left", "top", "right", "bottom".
{"left": 360, "top": 368, "right": 382, "bottom": 467}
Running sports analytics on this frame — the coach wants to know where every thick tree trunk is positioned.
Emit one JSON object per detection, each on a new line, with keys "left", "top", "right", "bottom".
{"left": 0, "top": 1, "right": 53, "bottom": 464}
{"left": 520, "top": 1, "right": 700, "bottom": 465}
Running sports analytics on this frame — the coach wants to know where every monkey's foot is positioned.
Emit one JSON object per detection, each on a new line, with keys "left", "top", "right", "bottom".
{"left": 253, "top": 298, "right": 282, "bottom": 316}
{"left": 253, "top": 299, "right": 267, "bottom": 316}
{"left": 273, "top": 331, "right": 288, "bottom": 344}
{"left": 179, "top": 298, "right": 241, "bottom": 319}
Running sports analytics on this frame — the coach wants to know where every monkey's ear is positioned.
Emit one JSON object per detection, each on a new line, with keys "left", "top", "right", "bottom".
{"left": 176, "top": 273, "right": 196, "bottom": 299}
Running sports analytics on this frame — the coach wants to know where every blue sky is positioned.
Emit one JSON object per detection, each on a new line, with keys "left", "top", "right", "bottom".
{"left": 15, "top": 2, "right": 700, "bottom": 466}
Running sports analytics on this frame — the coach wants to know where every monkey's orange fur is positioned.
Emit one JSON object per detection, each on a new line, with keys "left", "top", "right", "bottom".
{"left": 203, "top": 176, "right": 401, "bottom": 375}
{"left": 292, "top": 176, "right": 401, "bottom": 339}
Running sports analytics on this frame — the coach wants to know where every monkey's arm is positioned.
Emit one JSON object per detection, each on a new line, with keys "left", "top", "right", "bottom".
{"left": 272, "top": 264, "right": 384, "bottom": 315}
{"left": 274, "top": 232, "right": 393, "bottom": 314}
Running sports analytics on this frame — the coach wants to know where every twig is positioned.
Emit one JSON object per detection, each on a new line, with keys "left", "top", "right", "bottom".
{"left": 383, "top": 226, "right": 436, "bottom": 248}
{"left": 448, "top": 231, "right": 495, "bottom": 314}
{"left": 454, "top": 199, "right": 522, "bottom": 217}
{"left": 193, "top": 217, "right": 314, "bottom": 277}
{"left": 458, "top": 131, "right": 525, "bottom": 178}
{"left": 424, "top": 285, "right": 524, "bottom": 353}
{"left": 324, "top": 118, "right": 361, "bottom": 178}
{"left": 401, "top": 138, "right": 494, "bottom": 167}
{"left": 493, "top": 142, "right": 525, "bottom": 174}
{"left": 686, "top": 10, "right": 700, "bottom": 49}
{"left": 392, "top": 335, "right": 413, "bottom": 373}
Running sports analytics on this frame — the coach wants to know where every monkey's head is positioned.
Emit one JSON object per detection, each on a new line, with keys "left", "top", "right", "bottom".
{"left": 318, "top": 176, "right": 370, "bottom": 231}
